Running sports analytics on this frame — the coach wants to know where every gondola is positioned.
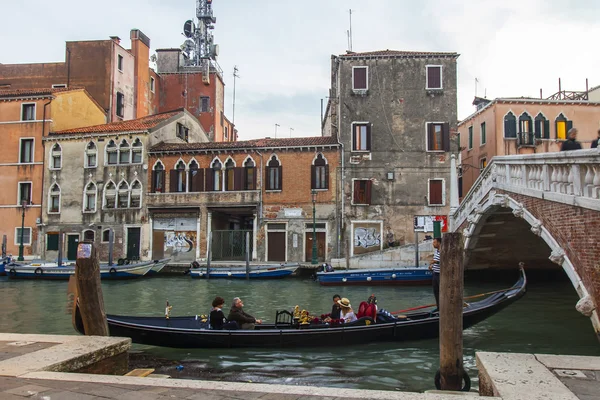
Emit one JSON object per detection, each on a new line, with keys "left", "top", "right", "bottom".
{"left": 315, "top": 266, "right": 433, "bottom": 286}
{"left": 188, "top": 263, "right": 299, "bottom": 279}
{"left": 73, "top": 268, "right": 526, "bottom": 348}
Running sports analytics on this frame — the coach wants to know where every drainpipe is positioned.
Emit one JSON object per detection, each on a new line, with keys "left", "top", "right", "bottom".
{"left": 255, "top": 150, "right": 264, "bottom": 261}
{"left": 336, "top": 59, "right": 345, "bottom": 259}
{"left": 40, "top": 100, "right": 52, "bottom": 259}
{"left": 66, "top": 47, "right": 71, "bottom": 88}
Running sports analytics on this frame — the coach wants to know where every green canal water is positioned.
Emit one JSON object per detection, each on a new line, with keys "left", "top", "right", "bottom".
{"left": 1, "top": 272, "right": 598, "bottom": 392}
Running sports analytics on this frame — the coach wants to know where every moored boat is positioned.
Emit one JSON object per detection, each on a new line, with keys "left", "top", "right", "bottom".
{"left": 73, "top": 268, "right": 527, "bottom": 348}
{"left": 315, "top": 266, "right": 433, "bottom": 286}
{"left": 189, "top": 263, "right": 299, "bottom": 279}
{"left": 6, "top": 258, "right": 170, "bottom": 280}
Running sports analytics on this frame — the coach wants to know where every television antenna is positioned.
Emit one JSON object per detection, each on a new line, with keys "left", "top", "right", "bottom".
{"left": 232, "top": 65, "right": 240, "bottom": 126}
{"left": 181, "top": 0, "right": 219, "bottom": 67}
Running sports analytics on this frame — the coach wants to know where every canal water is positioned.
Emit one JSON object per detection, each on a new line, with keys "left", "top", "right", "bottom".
{"left": 1, "top": 271, "right": 598, "bottom": 392}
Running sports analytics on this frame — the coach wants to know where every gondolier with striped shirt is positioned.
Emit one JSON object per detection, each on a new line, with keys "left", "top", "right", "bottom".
{"left": 429, "top": 237, "right": 442, "bottom": 310}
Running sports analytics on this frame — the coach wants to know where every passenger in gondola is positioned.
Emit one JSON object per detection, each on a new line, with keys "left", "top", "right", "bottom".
{"left": 209, "top": 296, "right": 238, "bottom": 330}
{"left": 338, "top": 297, "right": 357, "bottom": 323}
{"left": 227, "top": 297, "right": 262, "bottom": 330}
{"left": 323, "top": 294, "right": 341, "bottom": 322}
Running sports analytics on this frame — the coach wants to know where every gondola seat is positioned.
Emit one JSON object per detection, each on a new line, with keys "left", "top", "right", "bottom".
{"left": 344, "top": 316, "right": 374, "bottom": 326}
{"left": 275, "top": 310, "right": 294, "bottom": 327}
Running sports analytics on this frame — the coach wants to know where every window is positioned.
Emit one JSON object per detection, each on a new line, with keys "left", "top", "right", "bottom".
{"left": 225, "top": 126, "right": 229, "bottom": 140}
{"left": 102, "top": 229, "right": 111, "bottom": 243}
{"left": 119, "top": 139, "right": 131, "bottom": 164}
{"left": 21, "top": 103, "right": 35, "bottom": 121}
{"left": 116, "top": 92, "right": 124, "bottom": 118}
{"left": 428, "top": 179, "right": 444, "bottom": 206}
{"left": 48, "top": 183, "right": 60, "bottom": 213}
{"left": 84, "top": 182, "right": 97, "bottom": 212}
{"left": 152, "top": 162, "right": 165, "bottom": 193}
{"left": 200, "top": 96, "right": 210, "bottom": 112}
{"left": 177, "top": 123, "right": 189, "bottom": 142}
{"left": 130, "top": 180, "right": 142, "bottom": 208}
{"left": 480, "top": 158, "right": 487, "bottom": 170}
{"left": 52, "top": 84, "right": 67, "bottom": 89}
{"left": 555, "top": 113, "right": 572, "bottom": 140}
{"left": 427, "top": 122, "right": 449, "bottom": 151}
{"left": 19, "top": 138, "right": 34, "bottom": 163}
{"left": 220, "top": 111, "right": 224, "bottom": 127}
{"left": 504, "top": 112, "right": 517, "bottom": 138}
{"left": 170, "top": 161, "right": 187, "bottom": 193}
{"left": 131, "top": 139, "right": 143, "bottom": 164}
{"left": 244, "top": 158, "right": 256, "bottom": 190}
{"left": 106, "top": 140, "right": 118, "bottom": 165}
{"left": 85, "top": 141, "right": 97, "bottom": 168}
{"left": 50, "top": 143, "right": 62, "bottom": 169}
{"left": 210, "top": 159, "right": 222, "bottom": 191}
{"left": 352, "top": 123, "right": 371, "bottom": 151}
{"left": 15, "top": 227, "right": 32, "bottom": 246}
{"left": 468, "top": 126, "right": 473, "bottom": 150}
{"left": 480, "top": 122, "right": 486, "bottom": 145}
{"left": 535, "top": 113, "right": 550, "bottom": 139}
{"left": 519, "top": 112, "right": 532, "bottom": 133}
{"left": 117, "top": 181, "right": 129, "bottom": 208}
{"left": 103, "top": 181, "right": 116, "bottom": 209}
{"left": 117, "top": 54, "right": 123, "bottom": 71}
{"left": 18, "top": 182, "right": 31, "bottom": 205}
{"left": 311, "top": 153, "right": 329, "bottom": 190}
{"left": 46, "top": 233, "right": 59, "bottom": 251}
{"left": 188, "top": 160, "right": 203, "bottom": 192}
{"left": 150, "top": 77, "right": 155, "bottom": 93}
{"left": 83, "top": 230, "right": 95, "bottom": 242}
{"left": 352, "top": 66, "right": 368, "bottom": 90}
{"left": 353, "top": 180, "right": 372, "bottom": 205}
{"left": 266, "top": 155, "right": 281, "bottom": 191}
{"left": 225, "top": 159, "right": 235, "bottom": 191}
{"left": 426, "top": 65, "right": 442, "bottom": 90}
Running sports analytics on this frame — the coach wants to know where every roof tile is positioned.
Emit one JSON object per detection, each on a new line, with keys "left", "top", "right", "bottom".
{"left": 0, "top": 87, "right": 84, "bottom": 98}
{"left": 150, "top": 136, "right": 338, "bottom": 152}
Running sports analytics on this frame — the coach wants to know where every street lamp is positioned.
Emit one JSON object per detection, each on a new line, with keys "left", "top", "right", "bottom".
{"left": 18, "top": 199, "right": 28, "bottom": 261}
{"left": 311, "top": 189, "right": 318, "bottom": 265}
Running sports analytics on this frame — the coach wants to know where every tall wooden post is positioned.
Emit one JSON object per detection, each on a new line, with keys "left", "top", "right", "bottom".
{"left": 2, "top": 235, "right": 6, "bottom": 258}
{"left": 57, "top": 232, "right": 63, "bottom": 267}
{"left": 206, "top": 231, "right": 212, "bottom": 280}
{"left": 439, "top": 232, "right": 464, "bottom": 391}
{"left": 245, "top": 232, "right": 250, "bottom": 280}
{"left": 75, "top": 241, "right": 109, "bottom": 336}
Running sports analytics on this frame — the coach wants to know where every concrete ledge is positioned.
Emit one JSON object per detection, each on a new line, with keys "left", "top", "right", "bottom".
{"left": 535, "top": 354, "right": 600, "bottom": 371}
{"left": 477, "top": 352, "right": 578, "bottom": 400}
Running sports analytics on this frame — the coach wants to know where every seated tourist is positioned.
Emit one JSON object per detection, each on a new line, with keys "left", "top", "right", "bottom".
{"left": 209, "top": 296, "right": 238, "bottom": 330}
{"left": 227, "top": 297, "right": 262, "bottom": 330}
{"left": 338, "top": 297, "right": 357, "bottom": 323}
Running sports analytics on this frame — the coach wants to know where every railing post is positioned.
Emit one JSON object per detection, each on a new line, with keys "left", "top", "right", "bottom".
{"left": 521, "top": 165, "right": 528, "bottom": 188}
{"left": 572, "top": 164, "right": 582, "bottom": 196}
{"left": 542, "top": 164, "right": 550, "bottom": 191}
{"left": 505, "top": 163, "right": 511, "bottom": 184}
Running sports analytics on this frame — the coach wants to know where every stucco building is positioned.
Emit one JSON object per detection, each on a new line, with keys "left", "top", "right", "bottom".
{"left": 146, "top": 137, "right": 339, "bottom": 263}
{"left": 0, "top": 88, "right": 106, "bottom": 258}
{"left": 323, "top": 50, "right": 460, "bottom": 258}
{"left": 458, "top": 94, "right": 600, "bottom": 196}
{"left": 40, "top": 109, "right": 209, "bottom": 262}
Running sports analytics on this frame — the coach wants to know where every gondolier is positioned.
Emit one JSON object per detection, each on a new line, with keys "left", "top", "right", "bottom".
{"left": 429, "top": 237, "right": 442, "bottom": 309}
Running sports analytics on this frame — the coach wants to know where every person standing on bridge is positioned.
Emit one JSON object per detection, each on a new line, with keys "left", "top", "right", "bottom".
{"left": 591, "top": 129, "right": 600, "bottom": 149}
{"left": 429, "top": 237, "right": 442, "bottom": 310}
{"left": 560, "top": 128, "right": 582, "bottom": 151}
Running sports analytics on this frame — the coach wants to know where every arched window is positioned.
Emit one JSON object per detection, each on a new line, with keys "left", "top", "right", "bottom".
{"left": 101, "top": 229, "right": 112, "bottom": 243}
{"left": 210, "top": 159, "right": 222, "bottom": 191}
{"left": 503, "top": 112, "right": 517, "bottom": 138}
{"left": 119, "top": 139, "right": 131, "bottom": 164}
{"left": 50, "top": 143, "right": 62, "bottom": 169}
{"left": 535, "top": 113, "right": 549, "bottom": 139}
{"left": 106, "top": 140, "right": 118, "bottom": 165}
{"left": 266, "top": 155, "right": 281, "bottom": 191}
{"left": 555, "top": 113, "right": 572, "bottom": 140}
{"left": 117, "top": 180, "right": 130, "bottom": 208}
{"left": 130, "top": 180, "right": 142, "bottom": 208}
{"left": 103, "top": 181, "right": 116, "bottom": 209}
{"left": 131, "top": 138, "right": 143, "bottom": 164}
{"left": 244, "top": 157, "right": 256, "bottom": 190}
{"left": 518, "top": 112, "right": 532, "bottom": 134}
{"left": 85, "top": 141, "right": 97, "bottom": 168}
{"left": 152, "top": 161, "right": 165, "bottom": 193}
{"left": 48, "top": 183, "right": 61, "bottom": 213}
{"left": 188, "top": 160, "right": 203, "bottom": 192}
{"left": 83, "top": 182, "right": 97, "bottom": 212}
{"left": 225, "top": 158, "right": 235, "bottom": 191}
{"left": 311, "top": 153, "right": 329, "bottom": 190}
{"left": 171, "top": 160, "right": 187, "bottom": 193}
{"left": 83, "top": 230, "right": 95, "bottom": 242}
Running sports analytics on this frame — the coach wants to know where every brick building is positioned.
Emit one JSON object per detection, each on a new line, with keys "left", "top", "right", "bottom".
{"left": 323, "top": 50, "right": 460, "bottom": 258}
{"left": 0, "top": 88, "right": 106, "bottom": 259}
{"left": 146, "top": 136, "right": 339, "bottom": 263}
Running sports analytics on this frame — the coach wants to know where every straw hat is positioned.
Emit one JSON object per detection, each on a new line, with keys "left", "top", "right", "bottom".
{"left": 337, "top": 298, "right": 351, "bottom": 308}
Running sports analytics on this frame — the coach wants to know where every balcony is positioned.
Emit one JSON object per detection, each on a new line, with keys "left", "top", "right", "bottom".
{"left": 146, "top": 190, "right": 260, "bottom": 209}
{"left": 516, "top": 131, "right": 538, "bottom": 148}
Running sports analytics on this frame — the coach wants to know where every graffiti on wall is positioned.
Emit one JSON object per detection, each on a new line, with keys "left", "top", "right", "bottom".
{"left": 354, "top": 227, "right": 381, "bottom": 249}
{"left": 165, "top": 231, "right": 196, "bottom": 253}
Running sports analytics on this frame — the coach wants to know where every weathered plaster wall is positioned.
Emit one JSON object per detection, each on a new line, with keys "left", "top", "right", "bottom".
{"left": 52, "top": 90, "right": 107, "bottom": 131}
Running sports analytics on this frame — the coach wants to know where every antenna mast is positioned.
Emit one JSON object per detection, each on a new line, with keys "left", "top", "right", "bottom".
{"left": 348, "top": 9, "right": 353, "bottom": 52}
{"left": 232, "top": 65, "right": 239, "bottom": 126}
{"left": 181, "top": 0, "right": 218, "bottom": 67}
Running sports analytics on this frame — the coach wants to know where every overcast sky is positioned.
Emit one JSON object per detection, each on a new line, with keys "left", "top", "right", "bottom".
{"left": 1, "top": 0, "right": 599, "bottom": 140}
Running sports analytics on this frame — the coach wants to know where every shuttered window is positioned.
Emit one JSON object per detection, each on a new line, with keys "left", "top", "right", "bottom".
{"left": 352, "top": 66, "right": 368, "bottom": 90}
{"left": 151, "top": 164, "right": 165, "bottom": 193}
{"left": 188, "top": 161, "right": 204, "bottom": 192}
{"left": 352, "top": 123, "right": 371, "bottom": 151}
{"left": 244, "top": 158, "right": 256, "bottom": 190}
{"left": 426, "top": 66, "right": 442, "bottom": 90}
{"left": 311, "top": 154, "right": 329, "bottom": 190}
{"left": 504, "top": 112, "right": 517, "bottom": 138}
{"left": 266, "top": 155, "right": 282, "bottom": 191}
{"left": 47, "top": 233, "right": 59, "bottom": 251}
{"left": 427, "top": 122, "right": 450, "bottom": 151}
{"left": 480, "top": 122, "right": 486, "bottom": 145}
{"left": 555, "top": 114, "right": 572, "bottom": 140}
{"left": 353, "top": 180, "right": 372, "bottom": 205}
{"left": 535, "top": 114, "right": 550, "bottom": 139}
{"left": 429, "top": 179, "right": 443, "bottom": 206}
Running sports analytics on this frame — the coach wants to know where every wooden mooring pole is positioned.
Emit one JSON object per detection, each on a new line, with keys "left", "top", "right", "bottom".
{"left": 74, "top": 241, "right": 108, "bottom": 336}
{"left": 245, "top": 232, "right": 250, "bottom": 280}
{"left": 439, "top": 231, "right": 465, "bottom": 391}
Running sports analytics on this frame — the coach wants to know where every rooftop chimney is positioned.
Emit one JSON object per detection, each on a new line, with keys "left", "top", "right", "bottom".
{"left": 109, "top": 36, "right": 121, "bottom": 45}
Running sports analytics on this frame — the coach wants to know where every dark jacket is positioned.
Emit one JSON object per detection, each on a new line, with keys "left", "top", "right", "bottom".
{"left": 561, "top": 139, "right": 582, "bottom": 151}
{"left": 591, "top": 139, "right": 599, "bottom": 149}
{"left": 227, "top": 306, "right": 256, "bottom": 325}
{"left": 209, "top": 308, "right": 227, "bottom": 330}
{"left": 330, "top": 303, "right": 341, "bottom": 320}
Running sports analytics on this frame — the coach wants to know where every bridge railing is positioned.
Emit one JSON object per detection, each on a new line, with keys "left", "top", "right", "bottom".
{"left": 453, "top": 149, "right": 600, "bottom": 229}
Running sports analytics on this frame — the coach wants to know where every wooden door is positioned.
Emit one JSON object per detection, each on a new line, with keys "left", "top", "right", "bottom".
{"left": 267, "top": 232, "right": 286, "bottom": 262}
{"left": 127, "top": 228, "right": 141, "bottom": 260}
{"left": 67, "top": 235, "right": 79, "bottom": 261}
{"left": 305, "top": 232, "right": 326, "bottom": 262}
{"left": 153, "top": 231, "right": 164, "bottom": 259}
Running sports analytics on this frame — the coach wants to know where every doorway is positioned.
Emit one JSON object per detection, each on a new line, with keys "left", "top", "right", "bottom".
{"left": 305, "top": 232, "right": 326, "bottom": 262}
{"left": 127, "top": 227, "right": 141, "bottom": 260}
{"left": 266, "top": 223, "right": 286, "bottom": 262}
{"left": 66, "top": 234, "right": 79, "bottom": 261}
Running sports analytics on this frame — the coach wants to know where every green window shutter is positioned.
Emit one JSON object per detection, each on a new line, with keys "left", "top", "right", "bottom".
{"left": 47, "top": 233, "right": 59, "bottom": 251}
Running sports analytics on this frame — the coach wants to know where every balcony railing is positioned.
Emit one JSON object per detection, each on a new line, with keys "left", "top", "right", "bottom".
{"left": 147, "top": 190, "right": 260, "bottom": 208}
{"left": 516, "top": 131, "right": 537, "bottom": 147}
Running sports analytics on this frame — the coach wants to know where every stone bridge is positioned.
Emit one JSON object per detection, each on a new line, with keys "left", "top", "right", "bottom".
{"left": 449, "top": 149, "right": 600, "bottom": 339}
